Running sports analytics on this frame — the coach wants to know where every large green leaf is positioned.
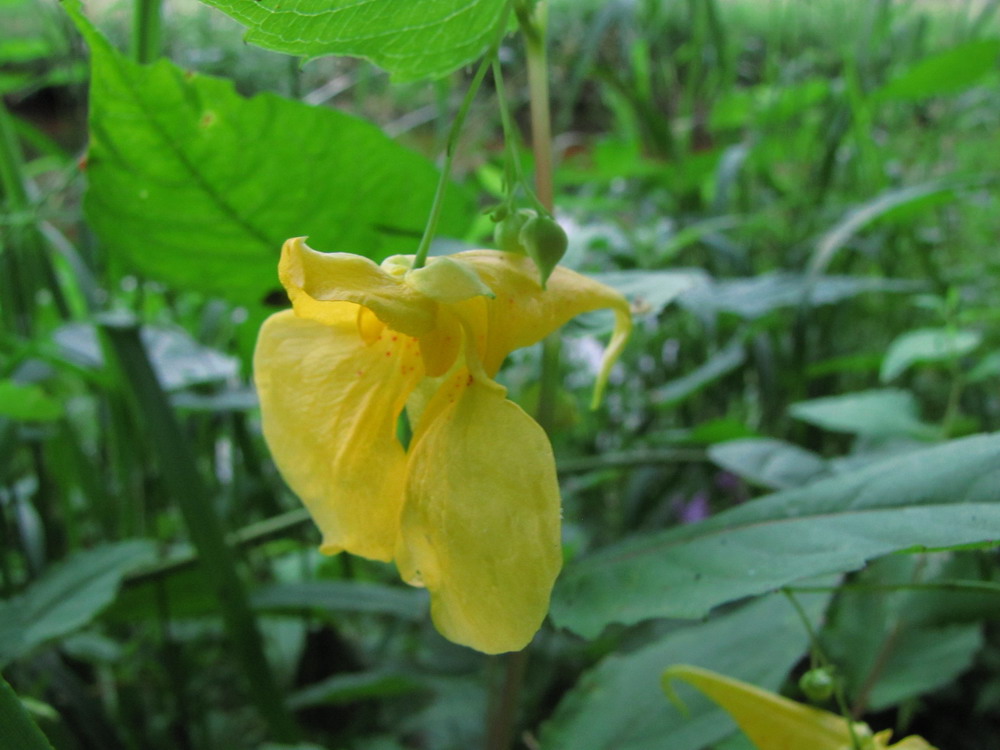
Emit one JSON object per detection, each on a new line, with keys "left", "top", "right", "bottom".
{"left": 197, "top": 0, "right": 507, "bottom": 82}
{"left": 877, "top": 39, "right": 1000, "bottom": 101}
{"left": 67, "top": 0, "right": 469, "bottom": 307}
{"left": 551, "top": 433, "right": 1000, "bottom": 638}
{"left": 540, "top": 590, "right": 831, "bottom": 750}
{"left": 0, "top": 540, "right": 156, "bottom": 666}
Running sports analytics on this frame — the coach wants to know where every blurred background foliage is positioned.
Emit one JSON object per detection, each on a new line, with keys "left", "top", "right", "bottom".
{"left": 2, "top": 0, "right": 1000, "bottom": 748}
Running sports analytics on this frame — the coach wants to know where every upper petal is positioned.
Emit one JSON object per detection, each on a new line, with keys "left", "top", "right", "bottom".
{"left": 450, "top": 250, "right": 632, "bottom": 396}
{"left": 279, "top": 237, "right": 436, "bottom": 337}
{"left": 396, "top": 369, "right": 563, "bottom": 654}
{"left": 253, "top": 308, "right": 424, "bottom": 561}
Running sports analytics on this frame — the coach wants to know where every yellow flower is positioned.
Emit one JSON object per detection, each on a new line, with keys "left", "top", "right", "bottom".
{"left": 253, "top": 238, "right": 631, "bottom": 654}
{"left": 662, "top": 665, "right": 938, "bottom": 750}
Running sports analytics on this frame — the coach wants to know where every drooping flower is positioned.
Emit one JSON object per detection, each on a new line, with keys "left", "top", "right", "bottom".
{"left": 253, "top": 238, "right": 631, "bottom": 654}
{"left": 662, "top": 665, "right": 938, "bottom": 750}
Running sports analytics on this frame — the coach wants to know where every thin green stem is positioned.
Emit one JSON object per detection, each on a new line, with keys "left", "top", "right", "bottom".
{"left": 492, "top": 59, "right": 546, "bottom": 215}
{"left": 519, "top": 2, "right": 554, "bottom": 212}
{"left": 782, "top": 590, "right": 862, "bottom": 750}
{"left": 487, "top": 6, "right": 556, "bottom": 750}
{"left": 131, "top": 0, "right": 162, "bottom": 64}
{"left": 412, "top": 6, "right": 512, "bottom": 270}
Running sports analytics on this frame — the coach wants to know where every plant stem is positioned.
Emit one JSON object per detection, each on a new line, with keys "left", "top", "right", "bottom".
{"left": 520, "top": 2, "right": 554, "bottom": 212}
{"left": 131, "top": 0, "right": 162, "bottom": 64}
{"left": 492, "top": 59, "right": 546, "bottom": 215}
{"left": 412, "top": 6, "right": 511, "bottom": 269}
{"left": 487, "top": 6, "right": 556, "bottom": 750}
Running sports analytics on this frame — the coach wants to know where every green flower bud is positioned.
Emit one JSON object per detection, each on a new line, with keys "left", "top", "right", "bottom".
{"left": 798, "top": 667, "right": 836, "bottom": 703}
{"left": 493, "top": 209, "right": 535, "bottom": 255}
{"left": 519, "top": 213, "right": 568, "bottom": 288}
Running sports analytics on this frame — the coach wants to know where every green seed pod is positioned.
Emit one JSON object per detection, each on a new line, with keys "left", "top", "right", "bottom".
{"left": 798, "top": 667, "right": 836, "bottom": 703}
{"left": 493, "top": 208, "right": 535, "bottom": 255}
{"left": 519, "top": 213, "right": 568, "bottom": 288}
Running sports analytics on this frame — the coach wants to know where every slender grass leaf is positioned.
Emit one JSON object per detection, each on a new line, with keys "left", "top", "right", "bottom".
{"left": 0, "top": 674, "right": 54, "bottom": 750}
{"left": 653, "top": 338, "right": 746, "bottom": 407}
{"left": 101, "top": 322, "right": 299, "bottom": 740}
{"left": 551, "top": 433, "right": 1000, "bottom": 638}
{"left": 678, "top": 272, "right": 921, "bottom": 320}
{"left": 0, "top": 380, "right": 62, "bottom": 421}
{"left": 540, "top": 590, "right": 832, "bottom": 750}
{"left": 789, "top": 388, "right": 936, "bottom": 439}
{"left": 880, "top": 328, "right": 983, "bottom": 382}
{"left": 708, "top": 438, "right": 829, "bottom": 490}
{"left": 289, "top": 670, "right": 425, "bottom": 710}
{"left": 807, "top": 181, "right": 965, "bottom": 279}
{"left": 197, "top": 0, "right": 507, "bottom": 82}
{"left": 65, "top": 0, "right": 469, "bottom": 307}
{"left": 251, "top": 580, "right": 428, "bottom": 620}
{"left": 876, "top": 39, "right": 1000, "bottom": 101}
{"left": 0, "top": 540, "right": 156, "bottom": 666}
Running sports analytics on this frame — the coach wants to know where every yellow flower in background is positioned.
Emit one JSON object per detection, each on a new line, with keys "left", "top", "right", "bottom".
{"left": 662, "top": 665, "right": 938, "bottom": 750}
{"left": 254, "top": 238, "right": 631, "bottom": 654}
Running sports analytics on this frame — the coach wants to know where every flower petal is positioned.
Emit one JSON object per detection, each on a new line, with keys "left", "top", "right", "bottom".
{"left": 279, "top": 237, "right": 436, "bottom": 337}
{"left": 451, "top": 250, "right": 632, "bottom": 397}
{"left": 253, "top": 309, "right": 424, "bottom": 561}
{"left": 396, "top": 369, "right": 562, "bottom": 654}
{"left": 662, "top": 665, "right": 869, "bottom": 750}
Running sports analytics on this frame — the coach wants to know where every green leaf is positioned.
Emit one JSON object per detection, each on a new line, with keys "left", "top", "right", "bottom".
{"left": 789, "top": 388, "right": 937, "bottom": 440}
{"left": 807, "top": 181, "right": 964, "bottom": 279}
{"left": 880, "top": 327, "right": 983, "bottom": 382}
{"left": 877, "top": 39, "right": 1000, "bottom": 101}
{"left": 708, "top": 438, "right": 828, "bottom": 490}
{"left": 101, "top": 322, "right": 299, "bottom": 739}
{"left": 823, "top": 556, "right": 983, "bottom": 712}
{"left": 289, "top": 670, "right": 425, "bottom": 710}
{"left": 540, "top": 590, "right": 831, "bottom": 750}
{"left": 677, "top": 272, "right": 920, "bottom": 320}
{"left": 654, "top": 338, "right": 746, "bottom": 407}
{"left": 0, "top": 674, "right": 54, "bottom": 750}
{"left": 967, "top": 351, "right": 1000, "bottom": 383}
{"left": 0, "top": 540, "right": 156, "bottom": 666}
{"left": 550, "top": 433, "right": 1000, "bottom": 638}
{"left": 66, "top": 1, "right": 470, "bottom": 307}
{"left": 197, "top": 0, "right": 507, "bottom": 82}
{"left": 0, "top": 380, "right": 62, "bottom": 421}
{"left": 251, "top": 580, "right": 428, "bottom": 620}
